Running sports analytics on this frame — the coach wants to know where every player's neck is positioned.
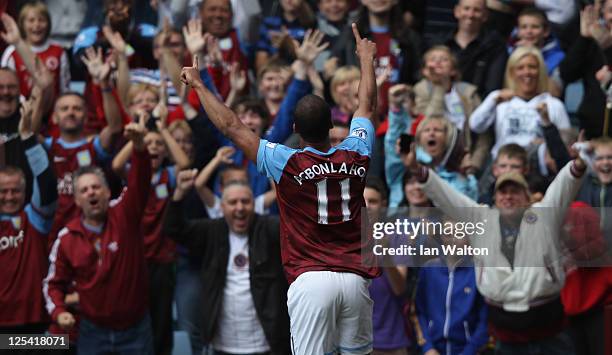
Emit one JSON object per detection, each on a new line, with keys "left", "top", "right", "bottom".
{"left": 60, "top": 131, "right": 85, "bottom": 143}
{"left": 303, "top": 141, "right": 331, "bottom": 152}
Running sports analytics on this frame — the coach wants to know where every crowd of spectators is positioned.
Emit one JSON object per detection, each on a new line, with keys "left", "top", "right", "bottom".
{"left": 0, "top": 0, "right": 611, "bottom": 355}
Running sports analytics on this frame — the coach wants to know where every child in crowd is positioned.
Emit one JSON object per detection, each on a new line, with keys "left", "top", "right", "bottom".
{"left": 509, "top": 7, "right": 565, "bottom": 96}
{"left": 415, "top": 229, "right": 489, "bottom": 355}
{"left": 1, "top": 2, "right": 70, "bottom": 98}
{"left": 479, "top": 143, "right": 529, "bottom": 205}
{"left": 414, "top": 45, "right": 490, "bottom": 175}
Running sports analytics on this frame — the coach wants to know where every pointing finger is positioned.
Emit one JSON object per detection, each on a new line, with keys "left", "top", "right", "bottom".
{"left": 351, "top": 23, "right": 361, "bottom": 42}
{"left": 193, "top": 54, "right": 199, "bottom": 70}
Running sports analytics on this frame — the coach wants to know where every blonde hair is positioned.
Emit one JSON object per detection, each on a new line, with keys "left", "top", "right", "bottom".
{"left": 330, "top": 66, "right": 360, "bottom": 104}
{"left": 18, "top": 1, "right": 51, "bottom": 41}
{"left": 422, "top": 45, "right": 460, "bottom": 81}
{"left": 592, "top": 136, "right": 612, "bottom": 151}
{"left": 127, "top": 83, "right": 159, "bottom": 106}
{"left": 504, "top": 46, "right": 548, "bottom": 95}
{"left": 415, "top": 115, "right": 453, "bottom": 151}
{"left": 168, "top": 120, "right": 192, "bottom": 137}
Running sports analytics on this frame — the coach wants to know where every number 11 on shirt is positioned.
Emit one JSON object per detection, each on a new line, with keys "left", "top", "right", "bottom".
{"left": 316, "top": 178, "right": 351, "bottom": 224}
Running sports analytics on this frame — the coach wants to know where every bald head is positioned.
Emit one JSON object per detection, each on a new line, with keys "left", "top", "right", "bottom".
{"left": 221, "top": 182, "right": 254, "bottom": 234}
{"left": 454, "top": 0, "right": 487, "bottom": 33}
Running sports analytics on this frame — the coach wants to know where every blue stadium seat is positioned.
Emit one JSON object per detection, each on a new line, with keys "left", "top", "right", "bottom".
{"left": 172, "top": 330, "right": 192, "bottom": 355}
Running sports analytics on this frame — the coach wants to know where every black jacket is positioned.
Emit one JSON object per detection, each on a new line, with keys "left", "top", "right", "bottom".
{"left": 441, "top": 29, "right": 508, "bottom": 98}
{"left": 163, "top": 200, "right": 290, "bottom": 354}
{"left": 559, "top": 35, "right": 612, "bottom": 139}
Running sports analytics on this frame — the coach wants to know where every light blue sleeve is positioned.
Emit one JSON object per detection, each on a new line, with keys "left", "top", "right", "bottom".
{"left": 256, "top": 139, "right": 296, "bottom": 183}
{"left": 167, "top": 165, "right": 177, "bottom": 189}
{"left": 24, "top": 142, "right": 55, "bottom": 234}
{"left": 385, "top": 108, "right": 411, "bottom": 207}
{"left": 335, "top": 117, "right": 375, "bottom": 157}
{"left": 92, "top": 135, "right": 113, "bottom": 163}
{"left": 43, "top": 137, "right": 52, "bottom": 150}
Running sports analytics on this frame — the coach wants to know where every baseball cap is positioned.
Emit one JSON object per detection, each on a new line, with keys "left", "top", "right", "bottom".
{"left": 494, "top": 171, "right": 528, "bottom": 192}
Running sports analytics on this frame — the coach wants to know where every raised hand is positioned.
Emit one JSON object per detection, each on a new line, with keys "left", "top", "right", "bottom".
{"left": 0, "top": 13, "right": 21, "bottom": 45}
{"left": 180, "top": 55, "right": 203, "bottom": 88}
{"left": 496, "top": 89, "right": 515, "bottom": 104}
{"left": 376, "top": 64, "right": 392, "bottom": 88}
{"left": 18, "top": 98, "right": 34, "bottom": 138}
{"left": 182, "top": 19, "right": 206, "bottom": 56}
{"left": 204, "top": 34, "right": 223, "bottom": 66}
{"left": 154, "top": 78, "right": 169, "bottom": 131}
{"left": 229, "top": 62, "right": 247, "bottom": 92}
{"left": 157, "top": 17, "right": 172, "bottom": 49}
{"left": 580, "top": 5, "right": 597, "bottom": 38}
{"left": 125, "top": 110, "right": 148, "bottom": 150}
{"left": 400, "top": 142, "right": 420, "bottom": 174}
{"left": 174, "top": 168, "right": 198, "bottom": 200}
{"left": 388, "top": 84, "right": 411, "bottom": 110}
{"left": 536, "top": 102, "right": 551, "bottom": 126}
{"left": 102, "top": 25, "right": 127, "bottom": 55}
{"left": 81, "top": 47, "right": 111, "bottom": 83}
{"left": 352, "top": 23, "right": 376, "bottom": 62}
{"left": 57, "top": 311, "right": 76, "bottom": 330}
{"left": 269, "top": 27, "right": 290, "bottom": 49}
{"left": 294, "top": 29, "right": 329, "bottom": 65}
{"left": 32, "top": 56, "right": 55, "bottom": 90}
{"left": 215, "top": 146, "right": 236, "bottom": 165}
{"left": 596, "top": 65, "right": 612, "bottom": 87}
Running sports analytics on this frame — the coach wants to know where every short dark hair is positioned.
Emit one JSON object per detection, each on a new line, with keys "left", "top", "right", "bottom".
{"left": 496, "top": 143, "right": 528, "bottom": 166}
{"left": 294, "top": 95, "right": 333, "bottom": 143}
{"left": 365, "top": 176, "right": 388, "bottom": 200}
{"left": 232, "top": 98, "right": 271, "bottom": 127}
{"left": 220, "top": 164, "right": 247, "bottom": 187}
{"left": 0, "top": 166, "right": 25, "bottom": 189}
{"left": 518, "top": 7, "right": 548, "bottom": 29}
{"left": 72, "top": 166, "right": 108, "bottom": 193}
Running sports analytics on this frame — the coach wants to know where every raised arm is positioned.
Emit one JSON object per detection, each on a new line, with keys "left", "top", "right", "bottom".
{"left": 20, "top": 100, "right": 57, "bottom": 232}
{"left": 165, "top": 169, "right": 214, "bottom": 253}
{"left": 102, "top": 25, "right": 130, "bottom": 106}
{"left": 194, "top": 146, "right": 235, "bottom": 208}
{"left": 401, "top": 143, "right": 482, "bottom": 221}
{"left": 0, "top": 14, "right": 38, "bottom": 84}
{"left": 385, "top": 84, "right": 412, "bottom": 208}
{"left": 265, "top": 30, "right": 327, "bottom": 143}
{"left": 155, "top": 81, "right": 190, "bottom": 170}
{"left": 181, "top": 56, "right": 260, "bottom": 162}
{"left": 81, "top": 47, "right": 123, "bottom": 151}
{"left": 122, "top": 113, "right": 152, "bottom": 222}
{"left": 351, "top": 23, "right": 378, "bottom": 126}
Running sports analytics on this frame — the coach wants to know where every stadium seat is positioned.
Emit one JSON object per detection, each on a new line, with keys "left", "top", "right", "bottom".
{"left": 172, "top": 330, "right": 192, "bottom": 355}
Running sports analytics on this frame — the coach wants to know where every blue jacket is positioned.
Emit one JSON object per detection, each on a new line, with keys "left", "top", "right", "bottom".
{"left": 415, "top": 257, "right": 488, "bottom": 355}
{"left": 507, "top": 31, "right": 565, "bottom": 75}
{"left": 384, "top": 108, "right": 478, "bottom": 207}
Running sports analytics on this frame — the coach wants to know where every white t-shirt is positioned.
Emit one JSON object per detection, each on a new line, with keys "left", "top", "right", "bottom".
{"left": 206, "top": 194, "right": 268, "bottom": 219}
{"left": 469, "top": 91, "right": 571, "bottom": 157}
{"left": 212, "top": 231, "right": 270, "bottom": 353}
